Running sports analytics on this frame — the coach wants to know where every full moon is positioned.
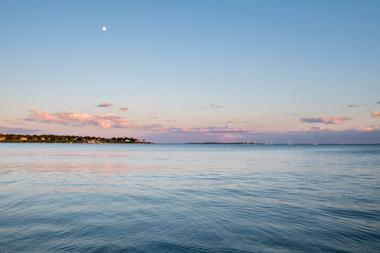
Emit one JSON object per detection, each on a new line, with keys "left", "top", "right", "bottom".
{"left": 101, "top": 26, "right": 107, "bottom": 32}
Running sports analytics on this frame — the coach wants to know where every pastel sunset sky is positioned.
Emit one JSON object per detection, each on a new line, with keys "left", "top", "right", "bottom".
{"left": 1, "top": 0, "right": 380, "bottom": 143}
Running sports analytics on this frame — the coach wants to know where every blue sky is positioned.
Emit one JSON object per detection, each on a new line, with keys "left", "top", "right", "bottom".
{"left": 1, "top": 0, "right": 380, "bottom": 143}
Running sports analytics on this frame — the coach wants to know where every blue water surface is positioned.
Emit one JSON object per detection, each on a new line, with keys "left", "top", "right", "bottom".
{"left": 0, "top": 144, "right": 379, "bottom": 253}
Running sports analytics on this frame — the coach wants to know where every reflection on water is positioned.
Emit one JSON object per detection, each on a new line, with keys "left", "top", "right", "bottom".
{"left": 0, "top": 144, "right": 380, "bottom": 253}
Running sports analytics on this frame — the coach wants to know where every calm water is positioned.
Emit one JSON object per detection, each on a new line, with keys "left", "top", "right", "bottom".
{"left": 0, "top": 144, "right": 379, "bottom": 253}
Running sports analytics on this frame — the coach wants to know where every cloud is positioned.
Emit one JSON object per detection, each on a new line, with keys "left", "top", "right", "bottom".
{"left": 30, "top": 110, "right": 58, "bottom": 122}
{"left": 165, "top": 125, "right": 249, "bottom": 134}
{"left": 209, "top": 104, "right": 223, "bottom": 109}
{"left": 0, "top": 125, "right": 41, "bottom": 134}
{"left": 97, "top": 102, "right": 112, "bottom": 108}
{"left": 26, "top": 110, "right": 130, "bottom": 129}
{"left": 148, "top": 114, "right": 158, "bottom": 120}
{"left": 26, "top": 110, "right": 169, "bottom": 132}
{"left": 348, "top": 104, "right": 359, "bottom": 108}
{"left": 136, "top": 124, "right": 166, "bottom": 132}
{"left": 308, "top": 126, "right": 331, "bottom": 131}
{"left": 301, "top": 116, "right": 351, "bottom": 125}
{"left": 225, "top": 120, "right": 250, "bottom": 124}
{"left": 356, "top": 125, "right": 379, "bottom": 132}
{"left": 377, "top": 101, "right": 380, "bottom": 104}
{"left": 200, "top": 104, "right": 224, "bottom": 110}
{"left": 371, "top": 112, "right": 380, "bottom": 118}
{"left": 119, "top": 107, "right": 128, "bottom": 112}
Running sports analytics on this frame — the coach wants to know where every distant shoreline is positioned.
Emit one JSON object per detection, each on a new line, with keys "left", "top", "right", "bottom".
{"left": 186, "top": 142, "right": 380, "bottom": 145}
{"left": 0, "top": 134, "right": 151, "bottom": 144}
{"left": 1, "top": 134, "right": 379, "bottom": 145}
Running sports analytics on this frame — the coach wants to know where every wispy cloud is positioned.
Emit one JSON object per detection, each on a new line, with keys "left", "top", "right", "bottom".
{"left": 301, "top": 116, "right": 351, "bottom": 125}
{"left": 97, "top": 102, "right": 112, "bottom": 108}
{"left": 308, "top": 126, "right": 331, "bottom": 131}
{"left": 372, "top": 112, "right": 380, "bottom": 118}
{"left": 166, "top": 125, "right": 248, "bottom": 134}
{"left": 210, "top": 104, "right": 224, "bottom": 109}
{"left": 0, "top": 125, "right": 41, "bottom": 134}
{"left": 119, "top": 107, "right": 128, "bottom": 112}
{"left": 225, "top": 120, "right": 250, "bottom": 124}
{"left": 377, "top": 101, "right": 380, "bottom": 104}
{"left": 25, "top": 110, "right": 174, "bottom": 132}
{"left": 348, "top": 104, "right": 359, "bottom": 108}
{"left": 200, "top": 104, "right": 224, "bottom": 110}
{"left": 356, "top": 125, "right": 379, "bottom": 132}
{"left": 148, "top": 114, "right": 158, "bottom": 120}
{"left": 26, "top": 110, "right": 129, "bottom": 129}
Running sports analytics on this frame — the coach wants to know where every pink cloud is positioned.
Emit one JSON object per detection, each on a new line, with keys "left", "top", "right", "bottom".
{"left": 371, "top": 112, "right": 380, "bottom": 118}
{"left": 27, "top": 110, "right": 129, "bottom": 129}
{"left": 31, "top": 110, "right": 60, "bottom": 122}
{"left": 26, "top": 110, "right": 174, "bottom": 132}
{"left": 97, "top": 102, "right": 112, "bottom": 108}
{"left": 57, "top": 112, "right": 93, "bottom": 122}
{"left": 301, "top": 116, "right": 351, "bottom": 125}
{"left": 119, "top": 107, "right": 128, "bottom": 112}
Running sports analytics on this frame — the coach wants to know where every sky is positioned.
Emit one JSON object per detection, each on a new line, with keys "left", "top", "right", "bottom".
{"left": 1, "top": 0, "right": 380, "bottom": 143}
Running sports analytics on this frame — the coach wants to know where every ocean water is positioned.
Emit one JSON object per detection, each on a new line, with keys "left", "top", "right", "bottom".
{"left": 0, "top": 144, "right": 379, "bottom": 253}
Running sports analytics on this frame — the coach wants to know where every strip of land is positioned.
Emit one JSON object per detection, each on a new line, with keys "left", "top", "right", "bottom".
{"left": 0, "top": 134, "right": 151, "bottom": 144}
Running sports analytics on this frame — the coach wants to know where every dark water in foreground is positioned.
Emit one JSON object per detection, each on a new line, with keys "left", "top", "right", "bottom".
{"left": 0, "top": 144, "right": 379, "bottom": 253}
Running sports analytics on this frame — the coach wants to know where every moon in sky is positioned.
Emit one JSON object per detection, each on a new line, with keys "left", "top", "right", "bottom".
{"left": 101, "top": 26, "right": 107, "bottom": 32}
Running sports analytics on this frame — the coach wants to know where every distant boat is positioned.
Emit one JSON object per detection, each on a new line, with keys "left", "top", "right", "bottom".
{"left": 312, "top": 140, "right": 319, "bottom": 146}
